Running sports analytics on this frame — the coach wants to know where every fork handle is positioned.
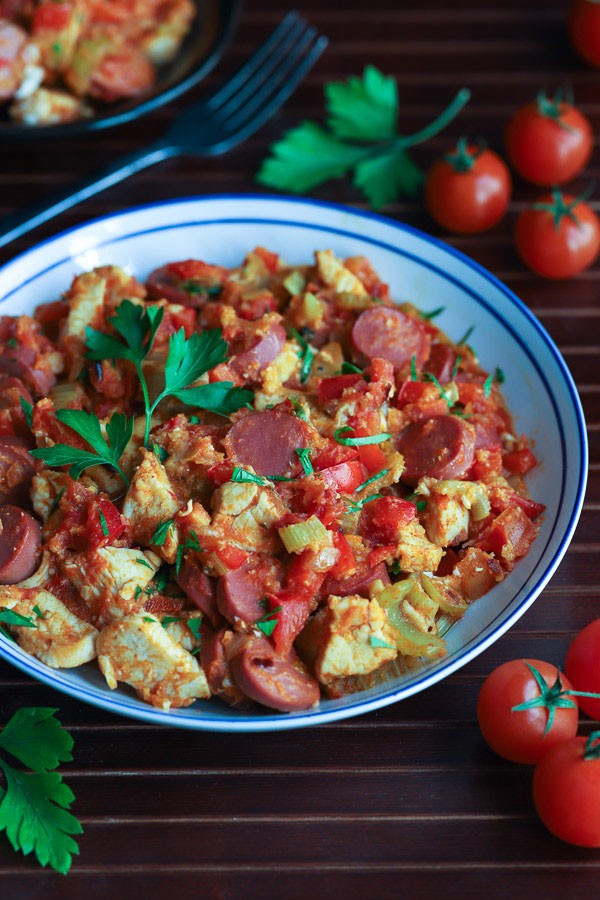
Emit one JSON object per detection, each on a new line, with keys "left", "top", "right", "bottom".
{"left": 0, "top": 139, "right": 177, "bottom": 253}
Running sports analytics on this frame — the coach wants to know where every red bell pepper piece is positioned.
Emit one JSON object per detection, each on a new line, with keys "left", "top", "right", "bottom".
{"left": 254, "top": 246, "right": 280, "bottom": 273}
{"left": 268, "top": 591, "right": 313, "bottom": 656}
{"left": 318, "top": 373, "right": 364, "bottom": 404}
{"left": 87, "top": 497, "right": 127, "bottom": 550}
{"left": 361, "top": 496, "right": 416, "bottom": 545}
{"left": 330, "top": 531, "right": 356, "bottom": 578}
{"left": 502, "top": 447, "right": 538, "bottom": 475}
{"left": 319, "top": 458, "right": 365, "bottom": 493}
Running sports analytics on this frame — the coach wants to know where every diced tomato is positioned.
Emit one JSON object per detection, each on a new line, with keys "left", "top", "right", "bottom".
{"left": 512, "top": 494, "right": 546, "bottom": 520}
{"left": 403, "top": 399, "right": 450, "bottom": 422}
{"left": 319, "top": 458, "right": 365, "bottom": 493}
{"left": 344, "top": 256, "right": 391, "bottom": 301}
{"left": 215, "top": 545, "right": 248, "bottom": 570}
{"left": 470, "top": 447, "right": 503, "bottom": 480}
{"left": 329, "top": 531, "right": 356, "bottom": 578}
{"left": 33, "top": 2, "right": 73, "bottom": 31}
{"left": 167, "top": 259, "right": 228, "bottom": 285}
{"left": 361, "top": 496, "right": 416, "bottom": 545}
{"left": 86, "top": 497, "right": 127, "bottom": 550}
{"left": 503, "top": 447, "right": 538, "bottom": 474}
{"left": 475, "top": 506, "right": 537, "bottom": 565}
{"left": 286, "top": 548, "right": 328, "bottom": 596}
{"left": 155, "top": 304, "right": 196, "bottom": 341}
{"left": 357, "top": 443, "right": 387, "bottom": 475}
{"left": 368, "top": 545, "right": 396, "bottom": 567}
{"left": 47, "top": 573, "right": 95, "bottom": 625}
{"left": 313, "top": 442, "right": 359, "bottom": 470}
{"left": 34, "top": 299, "right": 69, "bottom": 329}
{"left": 397, "top": 379, "right": 431, "bottom": 406}
{"left": 207, "top": 461, "right": 235, "bottom": 486}
{"left": 318, "top": 373, "right": 364, "bottom": 404}
{"left": 268, "top": 591, "right": 313, "bottom": 655}
{"left": 254, "top": 246, "right": 280, "bottom": 273}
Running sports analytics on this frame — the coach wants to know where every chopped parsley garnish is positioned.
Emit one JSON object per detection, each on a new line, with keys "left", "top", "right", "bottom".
{"left": 342, "top": 360, "right": 363, "bottom": 375}
{"left": 410, "top": 355, "right": 418, "bottom": 382}
{"left": 231, "top": 467, "right": 267, "bottom": 486}
{"left": 495, "top": 367, "right": 505, "bottom": 384}
{"left": 334, "top": 426, "right": 391, "bottom": 446}
{"left": 151, "top": 518, "right": 174, "bottom": 547}
{"left": 33, "top": 605, "right": 45, "bottom": 620}
{"left": 345, "top": 492, "right": 382, "bottom": 513}
{"left": 0, "top": 609, "right": 37, "bottom": 629}
{"left": 289, "top": 328, "right": 315, "bottom": 383}
{"left": 296, "top": 447, "right": 314, "bottom": 476}
{"left": 389, "top": 559, "right": 402, "bottom": 575}
{"left": 483, "top": 373, "right": 493, "bottom": 398}
{"left": 356, "top": 470, "right": 389, "bottom": 492}
{"left": 254, "top": 606, "right": 282, "bottom": 638}
{"left": 136, "top": 558, "right": 153, "bottom": 570}
{"left": 5, "top": 337, "right": 17, "bottom": 348}
{"left": 180, "top": 281, "right": 222, "bottom": 297}
{"left": 421, "top": 306, "right": 445, "bottom": 320}
{"left": 98, "top": 508, "right": 110, "bottom": 537}
{"left": 290, "top": 397, "right": 308, "bottom": 420}
{"left": 161, "top": 616, "right": 181, "bottom": 629}
{"left": 422, "top": 373, "right": 453, "bottom": 406}
{"left": 415, "top": 500, "right": 428, "bottom": 512}
{"left": 151, "top": 443, "right": 168, "bottom": 463}
{"left": 187, "top": 617, "right": 202, "bottom": 641}
{"left": 175, "top": 531, "right": 201, "bottom": 575}
{"left": 450, "top": 354, "right": 462, "bottom": 380}
{"left": 370, "top": 635, "right": 395, "bottom": 650}
{"left": 20, "top": 397, "right": 33, "bottom": 429}
{"left": 457, "top": 324, "right": 474, "bottom": 346}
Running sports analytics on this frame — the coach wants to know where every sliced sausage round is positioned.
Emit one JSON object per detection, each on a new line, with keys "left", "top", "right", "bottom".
{"left": 228, "top": 635, "right": 320, "bottom": 712}
{"left": 175, "top": 556, "right": 221, "bottom": 628}
{"left": 324, "top": 561, "right": 390, "bottom": 598}
{"left": 424, "top": 343, "right": 456, "bottom": 383}
{"left": 352, "top": 307, "right": 430, "bottom": 370}
{"left": 224, "top": 409, "right": 306, "bottom": 477}
{"left": 229, "top": 322, "right": 286, "bottom": 378}
{"left": 473, "top": 418, "right": 501, "bottom": 450}
{"left": 0, "top": 437, "right": 36, "bottom": 506}
{"left": 397, "top": 415, "right": 476, "bottom": 486}
{"left": 0, "top": 347, "right": 55, "bottom": 397}
{"left": 217, "top": 558, "right": 283, "bottom": 627}
{"left": 146, "top": 261, "right": 227, "bottom": 308}
{"left": 200, "top": 626, "right": 250, "bottom": 708}
{"left": 0, "top": 505, "right": 41, "bottom": 584}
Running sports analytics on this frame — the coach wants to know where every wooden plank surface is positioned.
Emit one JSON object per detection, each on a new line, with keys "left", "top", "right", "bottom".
{"left": 0, "top": 0, "right": 599, "bottom": 896}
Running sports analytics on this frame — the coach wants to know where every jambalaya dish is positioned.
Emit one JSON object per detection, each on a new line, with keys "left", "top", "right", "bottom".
{"left": 0, "top": 247, "right": 544, "bottom": 713}
{"left": 0, "top": 0, "right": 195, "bottom": 125}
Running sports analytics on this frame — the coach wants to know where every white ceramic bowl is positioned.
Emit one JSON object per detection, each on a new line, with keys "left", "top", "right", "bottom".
{"left": 0, "top": 195, "right": 587, "bottom": 731}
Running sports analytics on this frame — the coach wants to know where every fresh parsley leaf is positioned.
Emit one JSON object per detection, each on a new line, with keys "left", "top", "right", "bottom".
{"left": 30, "top": 409, "right": 133, "bottom": 486}
{"left": 0, "top": 708, "right": 80, "bottom": 875}
{"left": 175, "top": 531, "right": 201, "bottom": 575}
{"left": 0, "top": 708, "right": 73, "bottom": 774}
{"left": 356, "top": 470, "right": 389, "bottom": 492}
{"left": 295, "top": 447, "right": 314, "bottom": 476}
{"left": 161, "top": 616, "right": 181, "bottom": 628}
{"left": 325, "top": 65, "right": 398, "bottom": 141}
{"left": 483, "top": 373, "right": 493, "bottom": 398}
{"left": 173, "top": 381, "right": 253, "bottom": 417}
{"left": 33, "top": 606, "right": 44, "bottom": 620}
{"left": 410, "top": 355, "right": 418, "bottom": 382}
{"left": 354, "top": 148, "right": 423, "bottom": 207}
{"left": 389, "top": 559, "right": 402, "bottom": 575}
{"left": 231, "top": 467, "right": 267, "bottom": 486}
{"left": 153, "top": 565, "right": 172, "bottom": 593}
{"left": 97, "top": 509, "right": 109, "bottom": 537}
{"left": 0, "top": 609, "right": 36, "bottom": 629}
{"left": 416, "top": 500, "right": 428, "bottom": 512}
{"left": 257, "top": 69, "right": 470, "bottom": 209}
{"left": 85, "top": 299, "right": 163, "bottom": 366}
{"left": 254, "top": 606, "right": 282, "bottom": 638}
{"left": 290, "top": 397, "right": 308, "bottom": 421}
{"left": 20, "top": 397, "right": 33, "bottom": 429}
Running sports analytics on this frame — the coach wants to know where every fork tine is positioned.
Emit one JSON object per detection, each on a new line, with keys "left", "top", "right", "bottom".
{"left": 215, "top": 17, "right": 311, "bottom": 121}
{"left": 206, "top": 11, "right": 301, "bottom": 110}
{"left": 213, "top": 34, "right": 328, "bottom": 154}
{"left": 223, "top": 29, "right": 325, "bottom": 133}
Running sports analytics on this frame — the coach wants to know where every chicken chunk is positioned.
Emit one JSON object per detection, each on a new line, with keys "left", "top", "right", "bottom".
{"left": 61, "top": 547, "right": 161, "bottom": 621}
{"left": 97, "top": 613, "right": 209, "bottom": 709}
{"left": 420, "top": 478, "right": 490, "bottom": 547}
{"left": 314, "top": 594, "right": 398, "bottom": 685}
{"left": 210, "top": 482, "right": 286, "bottom": 554}
{"left": 122, "top": 449, "right": 182, "bottom": 555}
{"left": 0, "top": 587, "right": 98, "bottom": 668}
{"left": 316, "top": 250, "right": 368, "bottom": 296}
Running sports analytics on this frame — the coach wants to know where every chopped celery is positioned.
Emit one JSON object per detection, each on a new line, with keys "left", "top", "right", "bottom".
{"left": 279, "top": 515, "right": 330, "bottom": 553}
{"left": 283, "top": 270, "right": 306, "bottom": 296}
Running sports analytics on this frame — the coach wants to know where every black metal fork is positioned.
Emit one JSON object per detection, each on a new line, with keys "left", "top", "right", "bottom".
{"left": 0, "top": 12, "right": 327, "bottom": 251}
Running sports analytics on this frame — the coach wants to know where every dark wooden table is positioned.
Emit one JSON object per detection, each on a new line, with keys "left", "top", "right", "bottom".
{"left": 0, "top": 1, "right": 598, "bottom": 896}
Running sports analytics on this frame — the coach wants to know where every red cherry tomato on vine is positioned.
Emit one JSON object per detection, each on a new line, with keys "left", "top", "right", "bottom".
{"left": 477, "top": 659, "right": 580, "bottom": 764}
{"left": 505, "top": 91, "right": 593, "bottom": 186}
{"left": 570, "top": 0, "right": 600, "bottom": 68}
{"left": 533, "top": 731, "right": 600, "bottom": 847}
{"left": 425, "top": 138, "right": 511, "bottom": 234}
{"left": 515, "top": 189, "right": 600, "bottom": 279}
{"left": 565, "top": 619, "right": 600, "bottom": 720}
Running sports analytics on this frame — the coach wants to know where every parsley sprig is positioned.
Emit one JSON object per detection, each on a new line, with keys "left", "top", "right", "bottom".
{"left": 0, "top": 708, "right": 81, "bottom": 875}
{"left": 86, "top": 301, "right": 252, "bottom": 447}
{"left": 31, "top": 409, "right": 133, "bottom": 487}
{"left": 257, "top": 66, "right": 470, "bottom": 209}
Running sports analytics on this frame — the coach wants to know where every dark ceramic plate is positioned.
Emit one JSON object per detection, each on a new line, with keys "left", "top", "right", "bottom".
{"left": 0, "top": 0, "right": 241, "bottom": 140}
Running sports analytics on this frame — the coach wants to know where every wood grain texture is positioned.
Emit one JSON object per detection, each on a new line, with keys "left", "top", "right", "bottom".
{"left": 0, "top": 0, "right": 599, "bottom": 897}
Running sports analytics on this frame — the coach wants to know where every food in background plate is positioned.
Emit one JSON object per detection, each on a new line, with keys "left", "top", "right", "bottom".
{"left": 0, "top": 0, "right": 195, "bottom": 125}
{"left": 0, "top": 247, "right": 544, "bottom": 713}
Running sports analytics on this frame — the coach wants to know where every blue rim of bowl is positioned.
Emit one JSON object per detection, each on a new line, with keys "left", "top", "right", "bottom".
{"left": 0, "top": 193, "right": 588, "bottom": 731}
{"left": 0, "top": 0, "right": 241, "bottom": 140}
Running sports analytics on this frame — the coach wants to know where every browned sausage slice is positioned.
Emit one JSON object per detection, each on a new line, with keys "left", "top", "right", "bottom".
{"left": 228, "top": 635, "right": 320, "bottom": 712}
{"left": 224, "top": 409, "right": 306, "bottom": 477}
{"left": 397, "top": 415, "right": 476, "bottom": 486}
{"left": 216, "top": 557, "right": 284, "bottom": 626}
{"left": 146, "top": 261, "right": 228, "bottom": 308}
{"left": 424, "top": 343, "right": 456, "bottom": 383}
{"left": 324, "top": 561, "right": 390, "bottom": 598}
{"left": 352, "top": 307, "right": 430, "bottom": 370}
{"left": 0, "top": 505, "right": 41, "bottom": 584}
{"left": 0, "top": 376, "right": 33, "bottom": 411}
{"left": 199, "top": 626, "right": 250, "bottom": 707}
{"left": 229, "top": 323, "right": 286, "bottom": 377}
{"left": 0, "top": 437, "right": 36, "bottom": 506}
{"left": 0, "top": 346, "right": 55, "bottom": 397}
{"left": 175, "top": 556, "right": 221, "bottom": 628}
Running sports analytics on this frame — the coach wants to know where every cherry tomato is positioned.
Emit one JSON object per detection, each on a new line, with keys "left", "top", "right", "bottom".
{"left": 570, "top": 0, "right": 600, "bottom": 68}
{"left": 533, "top": 731, "right": 600, "bottom": 847}
{"left": 425, "top": 138, "right": 511, "bottom": 234}
{"left": 565, "top": 619, "right": 600, "bottom": 720}
{"left": 477, "top": 659, "right": 579, "bottom": 764}
{"left": 505, "top": 91, "right": 593, "bottom": 186}
{"left": 515, "top": 189, "right": 600, "bottom": 279}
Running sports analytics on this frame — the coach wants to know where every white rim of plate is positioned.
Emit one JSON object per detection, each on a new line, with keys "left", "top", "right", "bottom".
{"left": 0, "top": 194, "right": 588, "bottom": 732}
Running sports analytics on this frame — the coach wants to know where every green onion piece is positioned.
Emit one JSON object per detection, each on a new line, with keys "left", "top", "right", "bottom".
{"left": 356, "top": 469, "right": 389, "bottom": 493}
{"left": 296, "top": 447, "right": 314, "bottom": 476}
{"left": 334, "top": 426, "right": 391, "bottom": 446}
